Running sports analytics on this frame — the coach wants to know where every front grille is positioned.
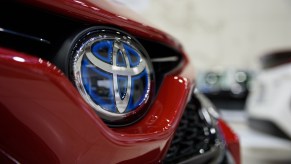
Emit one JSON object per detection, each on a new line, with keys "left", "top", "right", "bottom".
{"left": 164, "top": 95, "right": 221, "bottom": 163}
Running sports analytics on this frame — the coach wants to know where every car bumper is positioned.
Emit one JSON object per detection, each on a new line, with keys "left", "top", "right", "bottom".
{"left": 0, "top": 47, "right": 240, "bottom": 163}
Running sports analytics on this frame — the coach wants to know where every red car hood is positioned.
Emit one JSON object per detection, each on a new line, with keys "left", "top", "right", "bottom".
{"left": 23, "top": 0, "right": 182, "bottom": 53}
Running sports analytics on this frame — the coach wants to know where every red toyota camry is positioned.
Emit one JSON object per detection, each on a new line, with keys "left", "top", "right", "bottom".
{"left": 0, "top": 0, "right": 240, "bottom": 163}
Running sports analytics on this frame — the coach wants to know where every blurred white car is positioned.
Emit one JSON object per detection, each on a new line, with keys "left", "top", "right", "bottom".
{"left": 247, "top": 51, "right": 291, "bottom": 139}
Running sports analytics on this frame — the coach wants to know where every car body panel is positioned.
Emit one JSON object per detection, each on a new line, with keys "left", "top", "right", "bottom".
{"left": 0, "top": 47, "right": 193, "bottom": 163}
{"left": 218, "top": 119, "right": 240, "bottom": 164}
{"left": 21, "top": 0, "right": 184, "bottom": 57}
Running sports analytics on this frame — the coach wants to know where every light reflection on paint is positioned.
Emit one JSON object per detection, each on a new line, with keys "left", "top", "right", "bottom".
{"left": 12, "top": 56, "right": 25, "bottom": 62}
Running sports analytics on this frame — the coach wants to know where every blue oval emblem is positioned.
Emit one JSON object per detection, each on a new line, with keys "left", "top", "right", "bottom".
{"left": 71, "top": 28, "right": 152, "bottom": 125}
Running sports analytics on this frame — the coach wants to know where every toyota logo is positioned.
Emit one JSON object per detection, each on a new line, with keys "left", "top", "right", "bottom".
{"left": 71, "top": 28, "right": 153, "bottom": 125}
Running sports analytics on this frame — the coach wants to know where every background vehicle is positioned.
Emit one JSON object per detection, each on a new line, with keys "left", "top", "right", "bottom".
{"left": 197, "top": 69, "right": 252, "bottom": 110}
{"left": 0, "top": 0, "right": 240, "bottom": 163}
{"left": 247, "top": 50, "right": 291, "bottom": 140}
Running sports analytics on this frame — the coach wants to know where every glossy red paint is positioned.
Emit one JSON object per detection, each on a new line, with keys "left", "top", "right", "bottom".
{"left": 218, "top": 119, "right": 241, "bottom": 164}
{"left": 0, "top": 47, "right": 194, "bottom": 163}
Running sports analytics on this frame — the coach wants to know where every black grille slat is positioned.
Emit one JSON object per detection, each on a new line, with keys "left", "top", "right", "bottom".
{"left": 0, "top": 1, "right": 84, "bottom": 62}
{"left": 164, "top": 96, "right": 220, "bottom": 163}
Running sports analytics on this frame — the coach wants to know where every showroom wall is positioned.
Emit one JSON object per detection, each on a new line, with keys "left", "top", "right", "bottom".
{"left": 120, "top": 0, "right": 291, "bottom": 71}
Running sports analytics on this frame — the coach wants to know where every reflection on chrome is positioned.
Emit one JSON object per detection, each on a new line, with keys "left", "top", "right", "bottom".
{"left": 0, "top": 26, "right": 50, "bottom": 44}
{"left": 151, "top": 56, "right": 178, "bottom": 62}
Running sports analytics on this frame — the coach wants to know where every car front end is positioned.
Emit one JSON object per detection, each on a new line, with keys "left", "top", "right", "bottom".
{"left": 0, "top": 1, "right": 240, "bottom": 163}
